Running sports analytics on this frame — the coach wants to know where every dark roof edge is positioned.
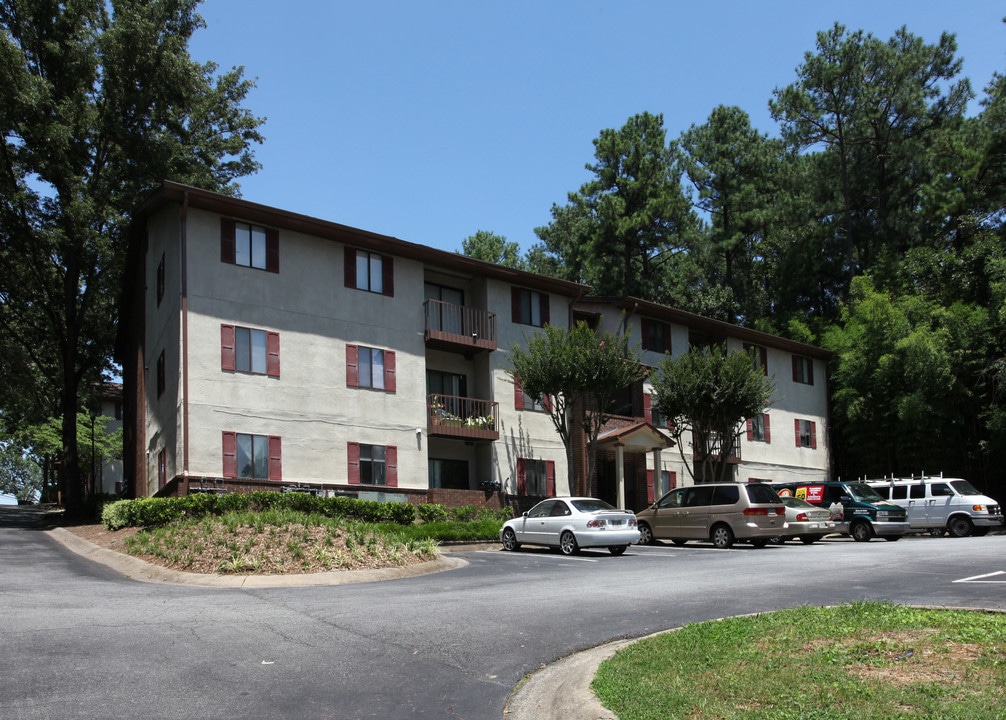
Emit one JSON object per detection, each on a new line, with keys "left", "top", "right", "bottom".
{"left": 577, "top": 296, "right": 832, "bottom": 358}
{"left": 139, "top": 181, "right": 591, "bottom": 297}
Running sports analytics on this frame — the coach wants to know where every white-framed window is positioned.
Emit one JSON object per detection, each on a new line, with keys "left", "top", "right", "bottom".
{"left": 221, "top": 325, "right": 280, "bottom": 377}
{"left": 346, "top": 345, "right": 396, "bottom": 392}
{"left": 512, "top": 287, "right": 549, "bottom": 327}
{"left": 235, "top": 222, "right": 268, "bottom": 270}
{"left": 795, "top": 419, "right": 817, "bottom": 449}
{"left": 356, "top": 251, "right": 383, "bottom": 293}
{"left": 222, "top": 432, "right": 282, "bottom": 481}
{"left": 747, "top": 413, "right": 771, "bottom": 443}
{"left": 792, "top": 355, "right": 814, "bottom": 385}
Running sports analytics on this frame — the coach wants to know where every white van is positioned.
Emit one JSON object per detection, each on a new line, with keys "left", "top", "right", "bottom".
{"left": 866, "top": 477, "right": 1003, "bottom": 537}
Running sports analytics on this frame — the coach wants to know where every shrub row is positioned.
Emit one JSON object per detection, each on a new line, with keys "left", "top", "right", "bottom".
{"left": 415, "top": 503, "right": 511, "bottom": 524}
{"left": 102, "top": 492, "right": 417, "bottom": 530}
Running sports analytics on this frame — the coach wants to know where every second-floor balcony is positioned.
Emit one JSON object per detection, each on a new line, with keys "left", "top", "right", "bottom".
{"left": 427, "top": 393, "right": 499, "bottom": 441}
{"left": 424, "top": 299, "right": 496, "bottom": 353}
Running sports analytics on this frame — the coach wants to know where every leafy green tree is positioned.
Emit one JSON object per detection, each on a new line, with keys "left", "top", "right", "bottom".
{"left": 769, "top": 24, "right": 972, "bottom": 312}
{"left": 0, "top": 0, "right": 264, "bottom": 517}
{"left": 506, "top": 322, "right": 648, "bottom": 497}
{"left": 676, "top": 105, "right": 786, "bottom": 324}
{"left": 539, "top": 112, "right": 697, "bottom": 301}
{"left": 460, "top": 230, "right": 526, "bottom": 269}
{"left": 0, "top": 440, "right": 42, "bottom": 502}
{"left": 823, "top": 277, "right": 997, "bottom": 483}
{"left": 650, "top": 346, "right": 775, "bottom": 484}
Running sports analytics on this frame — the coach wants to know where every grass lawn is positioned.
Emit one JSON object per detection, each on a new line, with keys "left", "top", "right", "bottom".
{"left": 592, "top": 601, "right": 1006, "bottom": 720}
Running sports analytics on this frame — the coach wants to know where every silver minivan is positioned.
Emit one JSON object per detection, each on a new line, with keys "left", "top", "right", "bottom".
{"left": 635, "top": 483, "right": 786, "bottom": 549}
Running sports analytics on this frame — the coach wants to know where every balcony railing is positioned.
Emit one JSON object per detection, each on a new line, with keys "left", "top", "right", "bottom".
{"left": 427, "top": 393, "right": 499, "bottom": 441}
{"left": 692, "top": 431, "right": 742, "bottom": 464}
{"left": 424, "top": 299, "right": 496, "bottom": 352}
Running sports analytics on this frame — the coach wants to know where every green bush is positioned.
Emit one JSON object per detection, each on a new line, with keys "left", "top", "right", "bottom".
{"left": 416, "top": 503, "right": 449, "bottom": 523}
{"left": 101, "top": 491, "right": 418, "bottom": 529}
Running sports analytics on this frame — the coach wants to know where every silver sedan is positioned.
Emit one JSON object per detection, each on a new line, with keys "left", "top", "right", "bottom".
{"left": 500, "top": 497, "right": 640, "bottom": 555}
{"left": 769, "top": 496, "right": 836, "bottom": 544}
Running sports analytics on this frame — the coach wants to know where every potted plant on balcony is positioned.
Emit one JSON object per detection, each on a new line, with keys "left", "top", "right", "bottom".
{"left": 429, "top": 396, "right": 444, "bottom": 425}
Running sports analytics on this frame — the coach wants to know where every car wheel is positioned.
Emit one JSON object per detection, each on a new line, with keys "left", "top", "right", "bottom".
{"left": 948, "top": 516, "right": 973, "bottom": 538}
{"left": 710, "top": 524, "right": 734, "bottom": 549}
{"left": 798, "top": 535, "right": 819, "bottom": 545}
{"left": 608, "top": 545, "right": 628, "bottom": 556}
{"left": 850, "top": 520, "right": 873, "bottom": 542}
{"left": 750, "top": 539, "right": 768, "bottom": 548}
{"left": 637, "top": 522, "right": 654, "bottom": 545}
{"left": 501, "top": 528, "right": 520, "bottom": 552}
{"left": 929, "top": 528, "right": 946, "bottom": 537}
{"left": 559, "top": 531, "right": 579, "bottom": 556}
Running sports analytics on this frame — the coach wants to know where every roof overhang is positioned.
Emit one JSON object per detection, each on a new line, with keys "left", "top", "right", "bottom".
{"left": 595, "top": 422, "right": 675, "bottom": 451}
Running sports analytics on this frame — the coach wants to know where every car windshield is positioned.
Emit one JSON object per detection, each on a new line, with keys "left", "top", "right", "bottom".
{"left": 744, "top": 484, "right": 782, "bottom": 504}
{"left": 950, "top": 480, "right": 980, "bottom": 496}
{"left": 846, "top": 483, "right": 885, "bottom": 502}
{"left": 571, "top": 498, "right": 616, "bottom": 513}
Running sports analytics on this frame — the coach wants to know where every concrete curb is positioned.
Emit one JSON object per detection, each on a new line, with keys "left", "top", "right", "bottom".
{"left": 46, "top": 527, "right": 470, "bottom": 587}
{"left": 504, "top": 638, "right": 633, "bottom": 720}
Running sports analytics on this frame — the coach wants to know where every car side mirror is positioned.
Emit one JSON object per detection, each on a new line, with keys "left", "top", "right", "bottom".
{"left": 522, "top": 511, "right": 529, "bottom": 518}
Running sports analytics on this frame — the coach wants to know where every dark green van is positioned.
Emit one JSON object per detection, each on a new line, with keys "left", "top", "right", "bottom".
{"left": 769, "top": 481, "right": 909, "bottom": 542}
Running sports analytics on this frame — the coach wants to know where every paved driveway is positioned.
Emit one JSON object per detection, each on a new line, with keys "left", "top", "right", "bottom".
{"left": 2, "top": 506, "right": 1004, "bottom": 719}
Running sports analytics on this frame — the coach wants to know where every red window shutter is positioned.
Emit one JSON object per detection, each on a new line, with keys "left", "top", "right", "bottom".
{"left": 221, "top": 324, "right": 236, "bottom": 371}
{"left": 347, "top": 442, "right": 360, "bottom": 484}
{"left": 641, "top": 318, "right": 652, "bottom": 351}
{"left": 764, "top": 414, "right": 771, "bottom": 444}
{"left": 792, "top": 356, "right": 799, "bottom": 383}
{"left": 266, "top": 332, "right": 280, "bottom": 378}
{"left": 511, "top": 287, "right": 521, "bottom": 323}
{"left": 668, "top": 471, "right": 676, "bottom": 490}
{"left": 516, "top": 458, "right": 527, "bottom": 494}
{"left": 543, "top": 394, "right": 553, "bottom": 413}
{"left": 546, "top": 460, "right": 555, "bottom": 496}
{"left": 222, "top": 431, "right": 237, "bottom": 478}
{"left": 540, "top": 293, "right": 550, "bottom": 326}
{"left": 643, "top": 394, "right": 652, "bottom": 423}
{"left": 646, "top": 469, "right": 655, "bottom": 503}
{"left": 514, "top": 378, "right": 524, "bottom": 410}
{"left": 384, "top": 350, "right": 396, "bottom": 392}
{"left": 268, "top": 436, "right": 282, "bottom": 481}
{"left": 220, "top": 218, "right": 236, "bottom": 264}
{"left": 807, "top": 360, "right": 815, "bottom": 386}
{"left": 265, "top": 228, "right": 279, "bottom": 273}
{"left": 746, "top": 418, "right": 754, "bottom": 441}
{"left": 346, "top": 344, "right": 359, "bottom": 387}
{"left": 382, "top": 255, "right": 394, "bottom": 297}
{"left": 386, "top": 445, "right": 398, "bottom": 487}
{"left": 344, "top": 247, "right": 356, "bottom": 288}
{"left": 662, "top": 323, "right": 671, "bottom": 353}
{"left": 794, "top": 419, "right": 802, "bottom": 447}
{"left": 810, "top": 421, "right": 817, "bottom": 450}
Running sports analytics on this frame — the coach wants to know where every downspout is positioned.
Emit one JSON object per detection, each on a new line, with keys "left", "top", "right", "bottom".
{"left": 181, "top": 192, "right": 190, "bottom": 478}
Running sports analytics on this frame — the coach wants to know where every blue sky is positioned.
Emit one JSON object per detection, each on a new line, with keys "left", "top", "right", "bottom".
{"left": 189, "top": 1, "right": 1005, "bottom": 255}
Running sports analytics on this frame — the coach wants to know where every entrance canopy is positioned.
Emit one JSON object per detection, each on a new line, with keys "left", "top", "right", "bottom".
{"left": 594, "top": 422, "right": 674, "bottom": 509}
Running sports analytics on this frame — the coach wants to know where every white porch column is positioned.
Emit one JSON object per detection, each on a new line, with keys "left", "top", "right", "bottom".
{"left": 651, "top": 447, "right": 663, "bottom": 498}
{"left": 615, "top": 443, "right": 625, "bottom": 509}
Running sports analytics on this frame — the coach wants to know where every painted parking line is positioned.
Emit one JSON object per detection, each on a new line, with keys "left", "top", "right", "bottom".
{"left": 953, "top": 570, "right": 1006, "bottom": 583}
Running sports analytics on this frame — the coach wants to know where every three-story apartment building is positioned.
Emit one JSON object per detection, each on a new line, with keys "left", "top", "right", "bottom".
{"left": 116, "top": 181, "right": 831, "bottom": 511}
